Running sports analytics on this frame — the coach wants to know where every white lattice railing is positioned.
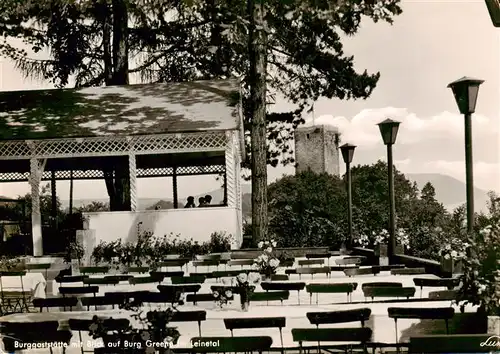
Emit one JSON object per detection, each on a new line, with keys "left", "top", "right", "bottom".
{"left": 225, "top": 131, "right": 237, "bottom": 208}
{"left": 0, "top": 132, "right": 227, "bottom": 160}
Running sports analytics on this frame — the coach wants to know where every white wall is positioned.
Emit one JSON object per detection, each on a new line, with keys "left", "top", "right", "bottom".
{"left": 83, "top": 207, "right": 241, "bottom": 248}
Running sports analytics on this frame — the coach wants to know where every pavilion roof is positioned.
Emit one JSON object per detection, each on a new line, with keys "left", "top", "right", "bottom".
{"left": 0, "top": 78, "right": 241, "bottom": 140}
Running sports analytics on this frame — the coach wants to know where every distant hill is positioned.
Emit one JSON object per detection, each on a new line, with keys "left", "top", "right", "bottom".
{"left": 62, "top": 174, "right": 491, "bottom": 215}
{"left": 406, "top": 173, "right": 490, "bottom": 212}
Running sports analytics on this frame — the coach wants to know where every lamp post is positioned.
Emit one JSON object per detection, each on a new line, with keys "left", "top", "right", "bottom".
{"left": 377, "top": 119, "right": 400, "bottom": 263}
{"left": 340, "top": 143, "right": 356, "bottom": 248}
{"left": 447, "top": 76, "right": 484, "bottom": 234}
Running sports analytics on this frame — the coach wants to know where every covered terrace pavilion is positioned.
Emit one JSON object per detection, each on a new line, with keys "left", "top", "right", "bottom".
{"left": 0, "top": 79, "right": 245, "bottom": 257}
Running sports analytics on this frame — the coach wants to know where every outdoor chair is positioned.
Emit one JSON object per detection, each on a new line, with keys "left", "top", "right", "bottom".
{"left": 413, "top": 277, "right": 459, "bottom": 297}
{"left": 186, "top": 292, "right": 234, "bottom": 305}
{"left": 224, "top": 317, "right": 286, "bottom": 348}
{"left": 428, "top": 290, "right": 457, "bottom": 300}
{"left": 250, "top": 290, "right": 290, "bottom": 305}
{"left": 305, "top": 252, "right": 331, "bottom": 259}
{"left": 59, "top": 285, "right": 99, "bottom": 297}
{"left": 297, "top": 266, "right": 331, "bottom": 279}
{"left": 344, "top": 267, "right": 380, "bottom": 277}
{"left": 408, "top": 334, "right": 495, "bottom": 353}
{"left": 0, "top": 271, "right": 32, "bottom": 313}
{"left": 285, "top": 268, "right": 297, "bottom": 275}
{"left": 298, "top": 259, "right": 324, "bottom": 267}
{"left": 227, "top": 259, "right": 254, "bottom": 268}
{"left": 68, "top": 318, "right": 130, "bottom": 354}
{"left": 189, "top": 272, "right": 215, "bottom": 279}
{"left": 372, "top": 264, "right": 405, "bottom": 272}
{"left": 129, "top": 275, "right": 163, "bottom": 285}
{"left": 56, "top": 275, "right": 89, "bottom": 286}
{"left": 189, "top": 336, "right": 273, "bottom": 353}
{"left": 160, "top": 310, "right": 206, "bottom": 336}
{"left": 33, "top": 297, "right": 78, "bottom": 312}
{"left": 362, "top": 286, "right": 416, "bottom": 301}
{"left": 83, "top": 277, "right": 120, "bottom": 286}
{"left": 171, "top": 275, "right": 206, "bottom": 284}
{"left": 261, "top": 281, "right": 306, "bottom": 304}
{"left": 126, "top": 266, "right": 150, "bottom": 274}
{"left": 291, "top": 327, "right": 372, "bottom": 354}
{"left": 306, "top": 308, "right": 371, "bottom": 328}
{"left": 81, "top": 295, "right": 120, "bottom": 310}
{"left": 24, "top": 262, "right": 51, "bottom": 279}
{"left": 271, "top": 274, "right": 289, "bottom": 281}
{"left": 306, "top": 283, "right": 358, "bottom": 304}
{"left": 388, "top": 307, "right": 455, "bottom": 343}
{"left": 79, "top": 266, "right": 110, "bottom": 275}
{"left": 104, "top": 290, "right": 149, "bottom": 305}
{"left": 391, "top": 267, "right": 426, "bottom": 275}
{"left": 1, "top": 321, "right": 72, "bottom": 354}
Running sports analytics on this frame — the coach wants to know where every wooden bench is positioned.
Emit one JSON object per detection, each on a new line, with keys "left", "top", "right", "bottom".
{"left": 83, "top": 277, "right": 120, "bottom": 286}
{"left": 80, "top": 266, "right": 109, "bottom": 275}
{"left": 171, "top": 275, "right": 206, "bottom": 284}
{"left": 408, "top": 334, "right": 496, "bottom": 353}
{"left": 167, "top": 310, "right": 206, "bottom": 336}
{"left": 81, "top": 295, "right": 121, "bottom": 310}
{"left": 344, "top": 267, "right": 380, "bottom": 277}
{"left": 362, "top": 286, "right": 416, "bottom": 301}
{"left": 56, "top": 275, "right": 88, "bottom": 285}
{"left": 127, "top": 266, "right": 150, "bottom": 274}
{"left": 192, "top": 260, "right": 220, "bottom": 271}
{"left": 298, "top": 259, "right": 324, "bottom": 267}
{"left": 305, "top": 252, "right": 331, "bottom": 259}
{"left": 186, "top": 293, "right": 234, "bottom": 305}
{"left": 305, "top": 283, "right": 358, "bottom": 304}
{"left": 157, "top": 258, "right": 190, "bottom": 269}
{"left": 285, "top": 269, "right": 297, "bottom": 275}
{"left": 189, "top": 272, "right": 215, "bottom": 279}
{"left": 261, "top": 282, "right": 306, "bottom": 304}
{"left": 25, "top": 263, "right": 52, "bottom": 278}
{"left": 250, "top": 291, "right": 290, "bottom": 305}
{"left": 391, "top": 267, "right": 426, "bottom": 275}
{"left": 306, "top": 308, "right": 371, "bottom": 327}
{"left": 291, "top": 328, "right": 372, "bottom": 353}
{"left": 189, "top": 336, "right": 273, "bottom": 353}
{"left": 388, "top": 307, "right": 455, "bottom": 343}
{"left": 33, "top": 297, "right": 78, "bottom": 312}
{"left": 428, "top": 290, "right": 457, "bottom": 300}
{"left": 158, "top": 284, "right": 201, "bottom": 295}
{"left": 413, "top": 277, "right": 459, "bottom": 297}
{"left": 296, "top": 266, "right": 331, "bottom": 279}
{"left": 227, "top": 259, "right": 254, "bottom": 267}
{"left": 104, "top": 275, "right": 134, "bottom": 282}
{"left": 270, "top": 274, "right": 289, "bottom": 281}
{"left": 361, "top": 282, "right": 402, "bottom": 291}
{"left": 149, "top": 271, "right": 184, "bottom": 279}
{"left": 335, "top": 257, "right": 364, "bottom": 266}
{"left": 223, "top": 317, "right": 286, "bottom": 347}
{"left": 212, "top": 269, "right": 252, "bottom": 279}
{"left": 372, "top": 264, "right": 405, "bottom": 272}
{"left": 129, "top": 276, "right": 163, "bottom": 285}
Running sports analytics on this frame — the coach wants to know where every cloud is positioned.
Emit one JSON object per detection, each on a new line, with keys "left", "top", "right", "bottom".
{"left": 304, "top": 107, "right": 496, "bottom": 147}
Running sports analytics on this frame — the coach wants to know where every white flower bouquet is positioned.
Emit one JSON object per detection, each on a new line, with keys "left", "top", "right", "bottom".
{"left": 253, "top": 239, "right": 280, "bottom": 278}
{"left": 235, "top": 272, "right": 261, "bottom": 310}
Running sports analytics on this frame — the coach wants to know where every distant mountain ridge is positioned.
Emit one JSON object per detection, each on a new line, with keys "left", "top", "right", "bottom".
{"left": 60, "top": 173, "right": 491, "bottom": 214}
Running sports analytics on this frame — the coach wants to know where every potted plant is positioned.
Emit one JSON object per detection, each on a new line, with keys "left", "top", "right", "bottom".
{"left": 253, "top": 239, "right": 280, "bottom": 280}
{"left": 64, "top": 240, "right": 85, "bottom": 276}
{"left": 439, "top": 237, "right": 466, "bottom": 274}
{"left": 456, "top": 223, "right": 500, "bottom": 335}
{"left": 395, "top": 228, "right": 410, "bottom": 254}
{"left": 373, "top": 229, "right": 389, "bottom": 256}
{"left": 235, "top": 272, "right": 260, "bottom": 311}
{"left": 0, "top": 256, "right": 24, "bottom": 272}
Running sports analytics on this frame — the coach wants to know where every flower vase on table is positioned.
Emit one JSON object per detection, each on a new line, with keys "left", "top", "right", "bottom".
{"left": 235, "top": 272, "right": 260, "bottom": 312}
{"left": 240, "top": 292, "right": 250, "bottom": 312}
{"left": 71, "top": 259, "right": 81, "bottom": 276}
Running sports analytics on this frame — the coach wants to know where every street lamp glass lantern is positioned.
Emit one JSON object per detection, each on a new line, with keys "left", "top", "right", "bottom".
{"left": 447, "top": 76, "right": 484, "bottom": 115}
{"left": 377, "top": 119, "right": 400, "bottom": 145}
{"left": 340, "top": 143, "right": 356, "bottom": 164}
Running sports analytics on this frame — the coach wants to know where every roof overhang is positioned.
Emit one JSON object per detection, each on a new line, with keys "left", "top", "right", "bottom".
{"left": 485, "top": 0, "right": 500, "bottom": 27}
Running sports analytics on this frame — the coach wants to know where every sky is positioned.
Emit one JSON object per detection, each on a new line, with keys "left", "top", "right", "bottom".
{"left": 0, "top": 0, "right": 499, "bottom": 203}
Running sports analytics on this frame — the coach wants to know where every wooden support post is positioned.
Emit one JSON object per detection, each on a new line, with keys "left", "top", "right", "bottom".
{"left": 29, "top": 158, "right": 46, "bottom": 256}
{"left": 69, "top": 170, "right": 73, "bottom": 215}
{"left": 50, "top": 170, "right": 57, "bottom": 230}
{"left": 173, "top": 166, "right": 178, "bottom": 209}
{"left": 129, "top": 153, "right": 137, "bottom": 211}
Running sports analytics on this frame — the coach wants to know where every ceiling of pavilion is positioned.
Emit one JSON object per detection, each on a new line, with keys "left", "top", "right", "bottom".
{"left": 0, "top": 79, "right": 241, "bottom": 140}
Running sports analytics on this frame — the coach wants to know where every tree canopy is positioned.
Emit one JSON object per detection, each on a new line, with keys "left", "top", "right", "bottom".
{"left": 0, "top": 0, "right": 403, "bottom": 168}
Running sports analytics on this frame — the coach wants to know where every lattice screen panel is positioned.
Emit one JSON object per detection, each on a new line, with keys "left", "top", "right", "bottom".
{"left": 0, "top": 132, "right": 227, "bottom": 160}
{"left": 0, "top": 165, "right": 226, "bottom": 182}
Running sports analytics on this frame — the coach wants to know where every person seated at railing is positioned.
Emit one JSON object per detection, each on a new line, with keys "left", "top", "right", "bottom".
{"left": 184, "top": 196, "right": 196, "bottom": 208}
{"left": 198, "top": 197, "right": 205, "bottom": 207}
{"left": 204, "top": 195, "right": 212, "bottom": 207}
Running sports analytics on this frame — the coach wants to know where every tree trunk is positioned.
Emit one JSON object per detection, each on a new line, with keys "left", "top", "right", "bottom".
{"left": 248, "top": 0, "right": 268, "bottom": 245}
{"left": 102, "top": 0, "right": 131, "bottom": 211}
